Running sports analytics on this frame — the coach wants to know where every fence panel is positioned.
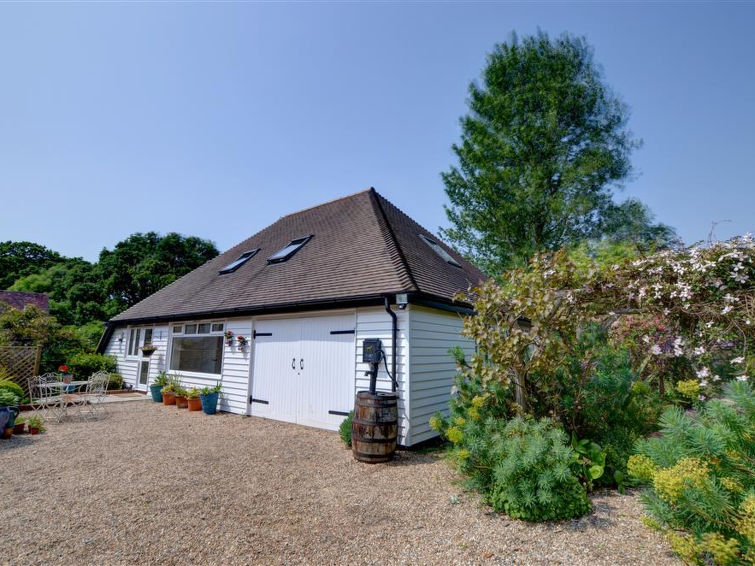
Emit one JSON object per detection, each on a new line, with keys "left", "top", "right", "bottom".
{"left": 0, "top": 345, "right": 41, "bottom": 397}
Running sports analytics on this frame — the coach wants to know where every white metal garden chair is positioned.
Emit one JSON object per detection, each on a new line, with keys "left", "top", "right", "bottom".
{"left": 81, "top": 371, "right": 110, "bottom": 419}
{"left": 26, "top": 373, "right": 64, "bottom": 421}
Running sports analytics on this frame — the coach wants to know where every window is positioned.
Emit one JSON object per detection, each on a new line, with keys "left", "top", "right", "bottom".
{"left": 172, "top": 325, "right": 183, "bottom": 334}
{"left": 128, "top": 328, "right": 141, "bottom": 356}
{"left": 185, "top": 324, "right": 197, "bottom": 335}
{"left": 170, "top": 336, "right": 223, "bottom": 375}
{"left": 143, "top": 328, "right": 153, "bottom": 346}
{"left": 418, "top": 234, "right": 461, "bottom": 267}
{"left": 197, "top": 323, "right": 211, "bottom": 334}
{"left": 211, "top": 322, "right": 224, "bottom": 332}
{"left": 267, "top": 236, "right": 312, "bottom": 264}
{"left": 219, "top": 249, "right": 259, "bottom": 274}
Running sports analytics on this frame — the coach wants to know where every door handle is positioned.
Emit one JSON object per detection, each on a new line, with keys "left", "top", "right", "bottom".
{"left": 291, "top": 358, "right": 296, "bottom": 370}
{"left": 300, "top": 358, "right": 304, "bottom": 370}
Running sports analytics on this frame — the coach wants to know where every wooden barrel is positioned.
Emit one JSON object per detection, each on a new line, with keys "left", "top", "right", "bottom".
{"left": 352, "top": 391, "right": 398, "bottom": 463}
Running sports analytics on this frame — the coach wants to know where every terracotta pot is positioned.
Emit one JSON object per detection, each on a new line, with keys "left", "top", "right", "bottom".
{"left": 187, "top": 397, "right": 202, "bottom": 411}
{"left": 13, "top": 422, "right": 25, "bottom": 434}
{"left": 162, "top": 392, "right": 176, "bottom": 406}
{"left": 1, "top": 427, "right": 12, "bottom": 439}
{"left": 175, "top": 395, "right": 188, "bottom": 409}
{"left": 29, "top": 427, "right": 40, "bottom": 435}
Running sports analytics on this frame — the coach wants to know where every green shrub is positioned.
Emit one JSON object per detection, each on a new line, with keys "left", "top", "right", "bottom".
{"left": 0, "top": 379, "right": 28, "bottom": 404}
{"left": 433, "top": 412, "right": 591, "bottom": 522}
{"left": 339, "top": 411, "right": 353, "bottom": 447}
{"left": 107, "top": 372, "right": 124, "bottom": 390}
{"left": 67, "top": 353, "right": 117, "bottom": 379}
{"left": 0, "top": 389, "right": 19, "bottom": 407}
{"left": 629, "top": 381, "right": 755, "bottom": 564}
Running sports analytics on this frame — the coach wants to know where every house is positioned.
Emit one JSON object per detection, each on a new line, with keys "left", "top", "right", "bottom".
{"left": 97, "top": 188, "right": 485, "bottom": 445}
{"left": 0, "top": 291, "right": 50, "bottom": 313}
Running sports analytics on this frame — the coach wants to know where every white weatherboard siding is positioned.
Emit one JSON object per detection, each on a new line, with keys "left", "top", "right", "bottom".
{"left": 105, "top": 325, "right": 169, "bottom": 390}
{"left": 354, "top": 306, "right": 409, "bottom": 444}
{"left": 102, "top": 303, "right": 458, "bottom": 447}
{"left": 408, "top": 306, "right": 475, "bottom": 445}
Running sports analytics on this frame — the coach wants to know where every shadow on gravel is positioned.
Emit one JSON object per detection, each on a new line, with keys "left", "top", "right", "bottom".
{"left": 0, "top": 435, "right": 39, "bottom": 452}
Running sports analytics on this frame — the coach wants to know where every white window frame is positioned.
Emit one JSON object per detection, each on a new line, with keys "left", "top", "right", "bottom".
{"left": 167, "top": 320, "right": 226, "bottom": 377}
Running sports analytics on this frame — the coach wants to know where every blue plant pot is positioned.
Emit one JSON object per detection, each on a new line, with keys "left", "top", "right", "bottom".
{"left": 200, "top": 392, "right": 219, "bottom": 415}
{"left": 0, "top": 406, "right": 18, "bottom": 433}
{"left": 149, "top": 384, "right": 164, "bottom": 403}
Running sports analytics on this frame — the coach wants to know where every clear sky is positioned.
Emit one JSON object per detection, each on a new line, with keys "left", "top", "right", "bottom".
{"left": 1, "top": 2, "right": 753, "bottom": 262}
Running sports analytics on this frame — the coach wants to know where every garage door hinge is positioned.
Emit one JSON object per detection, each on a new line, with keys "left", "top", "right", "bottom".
{"left": 252, "top": 331, "right": 272, "bottom": 339}
{"left": 250, "top": 397, "right": 269, "bottom": 404}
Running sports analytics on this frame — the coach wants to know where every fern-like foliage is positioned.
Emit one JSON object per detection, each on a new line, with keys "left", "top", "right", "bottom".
{"left": 630, "top": 382, "right": 755, "bottom": 564}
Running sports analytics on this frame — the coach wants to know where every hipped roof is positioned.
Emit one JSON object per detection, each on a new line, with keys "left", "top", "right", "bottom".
{"left": 111, "top": 188, "right": 485, "bottom": 324}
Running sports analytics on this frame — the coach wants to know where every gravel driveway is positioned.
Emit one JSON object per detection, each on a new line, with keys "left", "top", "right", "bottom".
{"left": 0, "top": 401, "right": 679, "bottom": 565}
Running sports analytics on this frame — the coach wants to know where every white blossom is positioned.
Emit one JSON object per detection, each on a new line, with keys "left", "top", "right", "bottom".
{"left": 693, "top": 346, "right": 705, "bottom": 356}
{"left": 736, "top": 375, "right": 749, "bottom": 382}
{"left": 696, "top": 367, "right": 710, "bottom": 379}
{"left": 651, "top": 345, "right": 662, "bottom": 356}
{"left": 731, "top": 357, "right": 745, "bottom": 364}
{"left": 722, "top": 305, "right": 733, "bottom": 315}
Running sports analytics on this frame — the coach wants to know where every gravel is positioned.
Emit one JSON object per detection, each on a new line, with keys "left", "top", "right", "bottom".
{"left": 0, "top": 401, "right": 679, "bottom": 565}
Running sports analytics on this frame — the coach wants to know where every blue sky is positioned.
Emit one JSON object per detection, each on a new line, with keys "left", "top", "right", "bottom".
{"left": 1, "top": 2, "right": 753, "bottom": 262}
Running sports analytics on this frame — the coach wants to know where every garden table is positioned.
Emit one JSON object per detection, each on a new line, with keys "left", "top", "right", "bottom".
{"left": 37, "top": 380, "right": 90, "bottom": 422}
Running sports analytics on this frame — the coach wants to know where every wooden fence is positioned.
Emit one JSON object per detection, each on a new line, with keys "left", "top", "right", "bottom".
{"left": 0, "top": 345, "right": 41, "bottom": 396}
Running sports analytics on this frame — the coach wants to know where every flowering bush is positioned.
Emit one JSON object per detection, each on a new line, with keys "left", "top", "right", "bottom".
{"left": 629, "top": 382, "right": 754, "bottom": 565}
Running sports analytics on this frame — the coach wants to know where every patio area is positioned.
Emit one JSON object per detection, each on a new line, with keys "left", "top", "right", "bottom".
{"left": 0, "top": 401, "right": 678, "bottom": 565}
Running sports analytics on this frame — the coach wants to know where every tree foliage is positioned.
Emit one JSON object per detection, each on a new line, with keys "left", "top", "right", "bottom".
{"left": 0, "top": 241, "right": 64, "bottom": 289}
{"left": 441, "top": 31, "right": 673, "bottom": 274}
{"left": 96, "top": 232, "right": 218, "bottom": 314}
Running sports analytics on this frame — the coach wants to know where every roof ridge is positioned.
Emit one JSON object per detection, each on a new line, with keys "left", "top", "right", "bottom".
{"left": 368, "top": 189, "right": 419, "bottom": 292}
{"left": 277, "top": 187, "right": 374, "bottom": 219}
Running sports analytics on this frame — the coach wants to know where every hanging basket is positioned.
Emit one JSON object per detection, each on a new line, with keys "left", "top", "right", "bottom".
{"left": 140, "top": 346, "right": 157, "bottom": 357}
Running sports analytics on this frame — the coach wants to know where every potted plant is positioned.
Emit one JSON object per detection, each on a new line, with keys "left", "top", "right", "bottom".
{"left": 27, "top": 415, "right": 45, "bottom": 435}
{"left": 236, "top": 335, "right": 248, "bottom": 351}
{"left": 150, "top": 371, "right": 169, "bottom": 402}
{"left": 200, "top": 383, "right": 222, "bottom": 415}
{"left": 13, "top": 416, "right": 26, "bottom": 435}
{"left": 186, "top": 388, "right": 202, "bottom": 411}
{"left": 140, "top": 345, "right": 158, "bottom": 357}
{"left": 224, "top": 329, "right": 235, "bottom": 347}
{"left": 0, "top": 390, "right": 19, "bottom": 439}
{"left": 174, "top": 385, "right": 188, "bottom": 409}
{"left": 161, "top": 383, "right": 176, "bottom": 406}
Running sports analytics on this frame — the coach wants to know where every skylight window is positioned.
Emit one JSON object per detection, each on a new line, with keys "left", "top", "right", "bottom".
{"left": 218, "top": 249, "right": 259, "bottom": 274}
{"left": 267, "top": 236, "right": 312, "bottom": 264}
{"left": 418, "top": 234, "right": 462, "bottom": 268}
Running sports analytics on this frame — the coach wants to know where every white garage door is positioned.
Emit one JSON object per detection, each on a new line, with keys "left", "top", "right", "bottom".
{"left": 249, "top": 313, "right": 355, "bottom": 430}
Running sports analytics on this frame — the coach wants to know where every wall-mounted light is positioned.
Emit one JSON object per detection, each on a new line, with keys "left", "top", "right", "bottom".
{"left": 117, "top": 332, "right": 125, "bottom": 343}
{"left": 396, "top": 293, "right": 409, "bottom": 309}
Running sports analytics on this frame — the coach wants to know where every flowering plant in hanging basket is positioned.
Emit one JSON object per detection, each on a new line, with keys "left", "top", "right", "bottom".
{"left": 236, "top": 335, "right": 248, "bottom": 350}
{"left": 224, "top": 330, "right": 235, "bottom": 346}
{"left": 140, "top": 345, "right": 157, "bottom": 357}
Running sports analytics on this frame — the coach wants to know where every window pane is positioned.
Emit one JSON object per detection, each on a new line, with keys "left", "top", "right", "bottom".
{"left": 143, "top": 328, "right": 153, "bottom": 346}
{"left": 267, "top": 236, "right": 311, "bottom": 263}
{"left": 130, "top": 328, "right": 141, "bottom": 355}
{"left": 139, "top": 361, "right": 149, "bottom": 385}
{"left": 185, "top": 324, "right": 197, "bottom": 335}
{"left": 173, "top": 325, "right": 183, "bottom": 334}
{"left": 198, "top": 323, "right": 211, "bottom": 334}
{"left": 169, "top": 337, "right": 223, "bottom": 375}
{"left": 211, "top": 323, "right": 224, "bottom": 332}
{"left": 128, "top": 329, "right": 136, "bottom": 355}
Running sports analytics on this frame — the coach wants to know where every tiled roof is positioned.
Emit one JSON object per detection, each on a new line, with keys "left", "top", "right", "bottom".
{"left": 0, "top": 291, "right": 50, "bottom": 312}
{"left": 111, "top": 188, "right": 486, "bottom": 323}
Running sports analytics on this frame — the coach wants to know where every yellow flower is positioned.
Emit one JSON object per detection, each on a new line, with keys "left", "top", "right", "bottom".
{"left": 455, "top": 416, "right": 466, "bottom": 426}
{"left": 627, "top": 454, "right": 657, "bottom": 482}
{"left": 471, "top": 395, "right": 485, "bottom": 408}
{"left": 467, "top": 407, "right": 481, "bottom": 421}
{"left": 667, "top": 532, "right": 700, "bottom": 564}
{"left": 720, "top": 477, "right": 743, "bottom": 494}
{"left": 735, "top": 494, "right": 755, "bottom": 542}
{"left": 701, "top": 532, "right": 739, "bottom": 565}
{"left": 456, "top": 449, "right": 470, "bottom": 461}
{"left": 676, "top": 379, "right": 700, "bottom": 399}
{"left": 429, "top": 416, "right": 443, "bottom": 432}
{"left": 653, "top": 458, "right": 709, "bottom": 503}
{"left": 446, "top": 426, "right": 464, "bottom": 444}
